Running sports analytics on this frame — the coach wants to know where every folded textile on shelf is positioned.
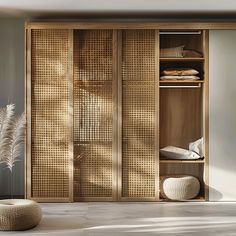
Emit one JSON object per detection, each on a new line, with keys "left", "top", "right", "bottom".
{"left": 160, "top": 45, "right": 203, "bottom": 58}
{"left": 162, "top": 68, "right": 199, "bottom": 76}
{"left": 160, "top": 45, "right": 185, "bottom": 58}
{"left": 160, "top": 75, "right": 200, "bottom": 80}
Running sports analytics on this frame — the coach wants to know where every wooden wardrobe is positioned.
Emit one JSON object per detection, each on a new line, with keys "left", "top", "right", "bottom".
{"left": 25, "top": 22, "right": 209, "bottom": 202}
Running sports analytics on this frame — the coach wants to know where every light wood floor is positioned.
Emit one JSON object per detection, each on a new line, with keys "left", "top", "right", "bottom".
{"left": 2, "top": 202, "right": 236, "bottom": 235}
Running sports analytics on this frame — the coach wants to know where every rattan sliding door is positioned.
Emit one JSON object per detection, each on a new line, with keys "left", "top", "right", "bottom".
{"left": 73, "top": 30, "right": 116, "bottom": 201}
{"left": 29, "top": 29, "right": 71, "bottom": 201}
{"left": 118, "top": 30, "right": 159, "bottom": 201}
{"left": 27, "top": 27, "right": 158, "bottom": 202}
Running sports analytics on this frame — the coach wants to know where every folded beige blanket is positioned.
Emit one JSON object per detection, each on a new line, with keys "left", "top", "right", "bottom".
{"left": 160, "top": 75, "right": 200, "bottom": 80}
{"left": 162, "top": 68, "right": 199, "bottom": 76}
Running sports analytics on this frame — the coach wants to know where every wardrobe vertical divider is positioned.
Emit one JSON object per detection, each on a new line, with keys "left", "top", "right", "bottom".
{"left": 116, "top": 29, "right": 122, "bottom": 201}
{"left": 203, "top": 30, "right": 209, "bottom": 200}
{"left": 26, "top": 27, "right": 31, "bottom": 200}
{"left": 155, "top": 30, "right": 160, "bottom": 201}
{"left": 68, "top": 29, "right": 74, "bottom": 202}
{"left": 112, "top": 29, "right": 119, "bottom": 201}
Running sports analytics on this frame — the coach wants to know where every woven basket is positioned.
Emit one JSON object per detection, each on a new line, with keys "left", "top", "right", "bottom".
{"left": 160, "top": 175, "right": 200, "bottom": 200}
{"left": 0, "top": 199, "right": 42, "bottom": 231}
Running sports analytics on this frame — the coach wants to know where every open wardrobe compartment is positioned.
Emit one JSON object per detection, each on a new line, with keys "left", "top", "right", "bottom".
{"left": 25, "top": 23, "right": 209, "bottom": 202}
{"left": 159, "top": 30, "right": 208, "bottom": 201}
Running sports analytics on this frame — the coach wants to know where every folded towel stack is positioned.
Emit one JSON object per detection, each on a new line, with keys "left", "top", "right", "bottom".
{"left": 160, "top": 68, "right": 200, "bottom": 81}
{"left": 160, "top": 45, "right": 203, "bottom": 58}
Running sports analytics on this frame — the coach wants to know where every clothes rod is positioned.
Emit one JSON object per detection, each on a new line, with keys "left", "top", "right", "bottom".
{"left": 160, "top": 31, "right": 201, "bottom": 35}
{"left": 160, "top": 84, "right": 201, "bottom": 88}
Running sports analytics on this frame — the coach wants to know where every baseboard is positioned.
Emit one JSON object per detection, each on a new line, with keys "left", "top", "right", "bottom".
{"left": 0, "top": 195, "right": 24, "bottom": 199}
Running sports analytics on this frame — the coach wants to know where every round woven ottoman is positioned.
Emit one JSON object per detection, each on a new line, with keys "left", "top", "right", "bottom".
{"left": 160, "top": 175, "right": 200, "bottom": 201}
{"left": 0, "top": 199, "right": 42, "bottom": 231}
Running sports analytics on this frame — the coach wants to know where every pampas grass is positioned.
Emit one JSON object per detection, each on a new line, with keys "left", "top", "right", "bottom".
{"left": 0, "top": 104, "right": 25, "bottom": 198}
{"left": 0, "top": 104, "right": 26, "bottom": 171}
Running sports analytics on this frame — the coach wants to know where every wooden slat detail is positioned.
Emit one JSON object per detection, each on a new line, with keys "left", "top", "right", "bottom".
{"left": 112, "top": 30, "right": 118, "bottom": 201}
{"left": 68, "top": 29, "right": 74, "bottom": 202}
{"left": 121, "top": 30, "right": 156, "bottom": 198}
{"left": 74, "top": 197, "right": 113, "bottom": 202}
{"left": 25, "top": 22, "right": 236, "bottom": 30}
{"left": 117, "top": 30, "right": 123, "bottom": 200}
{"left": 31, "top": 29, "right": 70, "bottom": 199}
{"left": 29, "top": 198, "right": 69, "bottom": 203}
{"left": 73, "top": 30, "right": 113, "bottom": 199}
{"left": 26, "top": 28, "right": 32, "bottom": 199}
{"left": 203, "top": 30, "right": 209, "bottom": 200}
{"left": 155, "top": 30, "right": 160, "bottom": 200}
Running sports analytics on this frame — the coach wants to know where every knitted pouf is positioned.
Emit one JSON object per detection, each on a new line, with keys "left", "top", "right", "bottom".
{"left": 160, "top": 175, "right": 200, "bottom": 200}
{"left": 0, "top": 199, "right": 42, "bottom": 231}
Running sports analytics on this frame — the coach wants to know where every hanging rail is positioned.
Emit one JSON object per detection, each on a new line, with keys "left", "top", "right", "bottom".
{"left": 159, "top": 31, "right": 201, "bottom": 35}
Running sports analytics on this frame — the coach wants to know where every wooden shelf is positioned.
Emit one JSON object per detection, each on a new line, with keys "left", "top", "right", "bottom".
{"left": 160, "top": 159, "right": 205, "bottom": 164}
{"left": 160, "top": 57, "right": 204, "bottom": 62}
{"left": 160, "top": 80, "right": 204, "bottom": 83}
{"left": 160, "top": 196, "right": 206, "bottom": 202}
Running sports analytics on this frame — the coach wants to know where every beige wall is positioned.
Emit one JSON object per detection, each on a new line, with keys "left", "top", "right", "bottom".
{"left": 0, "top": 17, "right": 25, "bottom": 197}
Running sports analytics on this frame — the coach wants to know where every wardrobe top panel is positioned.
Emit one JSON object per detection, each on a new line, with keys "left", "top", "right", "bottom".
{"left": 25, "top": 22, "right": 236, "bottom": 30}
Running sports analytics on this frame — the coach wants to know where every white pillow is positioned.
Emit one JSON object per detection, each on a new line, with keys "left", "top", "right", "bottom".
{"left": 160, "top": 146, "right": 201, "bottom": 160}
{"left": 189, "top": 138, "right": 204, "bottom": 157}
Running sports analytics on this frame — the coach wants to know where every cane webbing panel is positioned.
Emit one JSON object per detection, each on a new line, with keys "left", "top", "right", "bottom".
{"left": 73, "top": 30, "right": 113, "bottom": 198}
{"left": 74, "top": 84, "right": 113, "bottom": 142}
{"left": 31, "top": 29, "right": 69, "bottom": 198}
{"left": 74, "top": 30, "right": 112, "bottom": 81}
{"left": 122, "top": 30, "right": 155, "bottom": 81}
{"left": 122, "top": 30, "right": 156, "bottom": 198}
{"left": 74, "top": 143, "right": 112, "bottom": 197}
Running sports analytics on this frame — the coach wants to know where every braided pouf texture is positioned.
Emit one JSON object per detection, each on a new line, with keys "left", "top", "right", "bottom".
{"left": 160, "top": 175, "right": 200, "bottom": 200}
{"left": 0, "top": 199, "right": 42, "bottom": 231}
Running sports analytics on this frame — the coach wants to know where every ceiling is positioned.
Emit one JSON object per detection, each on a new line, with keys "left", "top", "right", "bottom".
{"left": 1, "top": 0, "right": 236, "bottom": 19}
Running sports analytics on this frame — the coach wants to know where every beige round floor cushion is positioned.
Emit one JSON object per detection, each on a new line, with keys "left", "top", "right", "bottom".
{"left": 0, "top": 199, "right": 42, "bottom": 231}
{"left": 160, "top": 175, "right": 200, "bottom": 200}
